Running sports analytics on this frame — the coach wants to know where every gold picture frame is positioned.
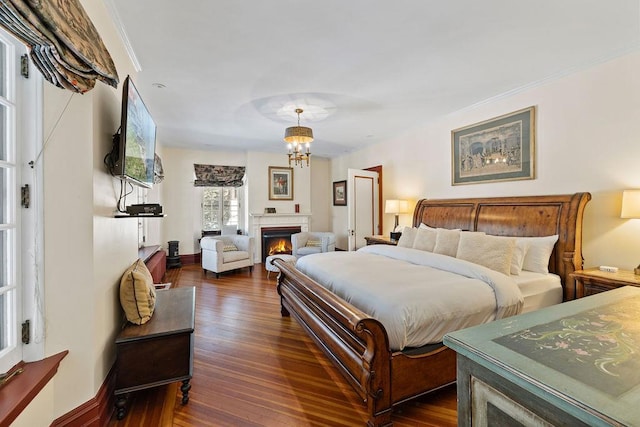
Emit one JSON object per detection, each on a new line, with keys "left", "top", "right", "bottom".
{"left": 268, "top": 166, "right": 293, "bottom": 200}
{"left": 451, "top": 106, "right": 535, "bottom": 185}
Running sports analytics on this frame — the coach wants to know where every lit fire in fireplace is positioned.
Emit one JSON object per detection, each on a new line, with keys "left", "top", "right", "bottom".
{"left": 268, "top": 238, "right": 292, "bottom": 256}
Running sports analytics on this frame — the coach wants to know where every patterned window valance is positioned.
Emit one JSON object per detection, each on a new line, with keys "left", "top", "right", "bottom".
{"left": 0, "top": 0, "right": 119, "bottom": 93}
{"left": 194, "top": 164, "right": 246, "bottom": 188}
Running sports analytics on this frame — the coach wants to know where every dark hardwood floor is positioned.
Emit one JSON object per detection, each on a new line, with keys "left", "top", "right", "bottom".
{"left": 110, "top": 264, "right": 457, "bottom": 426}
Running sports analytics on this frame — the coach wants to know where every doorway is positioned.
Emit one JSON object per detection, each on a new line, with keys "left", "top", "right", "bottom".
{"left": 347, "top": 167, "right": 381, "bottom": 251}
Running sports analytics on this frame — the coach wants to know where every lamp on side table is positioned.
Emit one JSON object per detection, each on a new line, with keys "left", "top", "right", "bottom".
{"left": 385, "top": 199, "right": 408, "bottom": 240}
{"left": 621, "top": 190, "right": 640, "bottom": 275}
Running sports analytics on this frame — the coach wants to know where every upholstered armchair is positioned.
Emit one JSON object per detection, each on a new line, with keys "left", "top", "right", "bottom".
{"left": 201, "top": 235, "right": 255, "bottom": 278}
{"left": 291, "top": 232, "right": 336, "bottom": 258}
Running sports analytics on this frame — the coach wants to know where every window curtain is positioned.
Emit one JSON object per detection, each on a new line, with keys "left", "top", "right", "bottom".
{"left": 0, "top": 0, "right": 119, "bottom": 93}
{"left": 194, "top": 164, "right": 245, "bottom": 188}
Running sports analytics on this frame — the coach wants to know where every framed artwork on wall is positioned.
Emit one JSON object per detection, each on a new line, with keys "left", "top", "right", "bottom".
{"left": 268, "top": 166, "right": 293, "bottom": 200}
{"left": 451, "top": 106, "right": 535, "bottom": 185}
{"left": 333, "top": 180, "right": 347, "bottom": 206}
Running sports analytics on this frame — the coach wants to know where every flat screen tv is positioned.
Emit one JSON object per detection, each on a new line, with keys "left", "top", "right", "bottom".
{"left": 111, "top": 76, "right": 157, "bottom": 189}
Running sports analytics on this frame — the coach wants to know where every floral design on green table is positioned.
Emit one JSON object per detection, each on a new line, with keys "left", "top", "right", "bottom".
{"left": 494, "top": 298, "right": 640, "bottom": 397}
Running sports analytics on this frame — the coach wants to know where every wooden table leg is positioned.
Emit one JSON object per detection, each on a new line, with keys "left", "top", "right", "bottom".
{"left": 181, "top": 379, "right": 191, "bottom": 404}
{"left": 115, "top": 394, "right": 127, "bottom": 420}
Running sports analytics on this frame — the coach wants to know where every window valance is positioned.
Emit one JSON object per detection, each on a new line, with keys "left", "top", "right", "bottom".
{"left": 0, "top": 0, "right": 119, "bottom": 93}
{"left": 194, "top": 164, "right": 245, "bottom": 188}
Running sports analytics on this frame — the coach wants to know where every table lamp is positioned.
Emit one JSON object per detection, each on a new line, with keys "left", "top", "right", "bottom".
{"left": 385, "top": 199, "right": 408, "bottom": 240}
{"left": 621, "top": 189, "right": 640, "bottom": 275}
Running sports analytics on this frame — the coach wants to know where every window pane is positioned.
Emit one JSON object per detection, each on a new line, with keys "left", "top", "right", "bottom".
{"left": 0, "top": 168, "right": 6, "bottom": 224}
{"left": 202, "top": 188, "right": 220, "bottom": 231}
{"left": 0, "top": 291, "right": 6, "bottom": 352}
{"left": 0, "top": 42, "right": 5, "bottom": 98}
{"left": 0, "top": 230, "right": 7, "bottom": 287}
{"left": 0, "top": 104, "right": 6, "bottom": 161}
{"left": 223, "top": 188, "right": 238, "bottom": 226}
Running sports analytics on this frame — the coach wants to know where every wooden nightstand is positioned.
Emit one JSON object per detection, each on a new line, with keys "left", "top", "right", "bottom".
{"left": 364, "top": 235, "right": 398, "bottom": 246}
{"left": 571, "top": 267, "right": 640, "bottom": 298}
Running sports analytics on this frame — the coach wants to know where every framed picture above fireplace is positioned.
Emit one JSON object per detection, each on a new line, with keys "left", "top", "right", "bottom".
{"left": 269, "top": 166, "right": 293, "bottom": 200}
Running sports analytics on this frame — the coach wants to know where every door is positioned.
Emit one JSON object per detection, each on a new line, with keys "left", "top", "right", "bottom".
{"left": 347, "top": 169, "right": 379, "bottom": 251}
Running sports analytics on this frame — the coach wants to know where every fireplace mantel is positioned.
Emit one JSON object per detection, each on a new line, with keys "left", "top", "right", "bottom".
{"left": 250, "top": 213, "right": 311, "bottom": 263}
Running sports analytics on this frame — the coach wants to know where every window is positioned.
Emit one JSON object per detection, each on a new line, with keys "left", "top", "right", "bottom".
{"left": 202, "top": 187, "right": 240, "bottom": 231}
{"left": 0, "top": 28, "right": 41, "bottom": 372}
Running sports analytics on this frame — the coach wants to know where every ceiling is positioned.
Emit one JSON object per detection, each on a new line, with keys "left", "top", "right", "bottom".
{"left": 106, "top": 1, "right": 640, "bottom": 159}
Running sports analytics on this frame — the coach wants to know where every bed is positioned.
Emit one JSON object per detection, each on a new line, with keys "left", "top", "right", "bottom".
{"left": 273, "top": 193, "right": 591, "bottom": 427}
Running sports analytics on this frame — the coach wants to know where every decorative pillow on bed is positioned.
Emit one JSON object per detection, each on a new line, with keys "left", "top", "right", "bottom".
{"left": 456, "top": 233, "right": 516, "bottom": 276}
{"left": 306, "top": 239, "right": 322, "bottom": 247}
{"left": 490, "top": 236, "right": 529, "bottom": 275}
{"left": 412, "top": 227, "right": 437, "bottom": 252}
{"left": 397, "top": 227, "right": 417, "bottom": 247}
{"left": 419, "top": 223, "right": 436, "bottom": 230}
{"left": 520, "top": 235, "right": 558, "bottom": 274}
{"left": 119, "top": 259, "right": 156, "bottom": 325}
{"left": 433, "top": 228, "right": 461, "bottom": 257}
{"left": 511, "top": 239, "right": 529, "bottom": 275}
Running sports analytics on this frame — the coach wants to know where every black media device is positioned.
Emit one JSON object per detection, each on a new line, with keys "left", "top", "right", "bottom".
{"left": 126, "top": 204, "right": 163, "bottom": 215}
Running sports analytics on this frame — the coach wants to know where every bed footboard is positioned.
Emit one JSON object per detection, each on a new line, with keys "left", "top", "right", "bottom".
{"left": 274, "top": 258, "right": 394, "bottom": 427}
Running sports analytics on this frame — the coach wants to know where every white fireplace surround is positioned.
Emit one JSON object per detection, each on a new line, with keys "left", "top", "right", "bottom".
{"left": 250, "top": 213, "right": 311, "bottom": 263}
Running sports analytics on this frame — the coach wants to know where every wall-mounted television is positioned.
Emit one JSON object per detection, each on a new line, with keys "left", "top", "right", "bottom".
{"left": 109, "top": 76, "right": 157, "bottom": 189}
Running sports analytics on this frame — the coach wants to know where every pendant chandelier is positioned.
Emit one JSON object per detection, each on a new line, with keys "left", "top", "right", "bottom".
{"left": 284, "top": 108, "right": 313, "bottom": 167}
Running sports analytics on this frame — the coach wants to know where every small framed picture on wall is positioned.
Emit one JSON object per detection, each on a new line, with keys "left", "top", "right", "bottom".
{"left": 269, "top": 166, "right": 293, "bottom": 200}
{"left": 333, "top": 180, "right": 347, "bottom": 206}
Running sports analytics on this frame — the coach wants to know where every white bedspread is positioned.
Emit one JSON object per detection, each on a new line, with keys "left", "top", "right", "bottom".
{"left": 295, "top": 245, "right": 523, "bottom": 350}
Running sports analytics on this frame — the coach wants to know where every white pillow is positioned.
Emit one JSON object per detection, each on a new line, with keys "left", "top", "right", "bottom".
{"left": 397, "top": 227, "right": 417, "bottom": 248}
{"left": 520, "top": 235, "right": 558, "bottom": 274}
{"left": 512, "top": 239, "right": 529, "bottom": 275}
{"left": 490, "top": 236, "right": 529, "bottom": 275}
{"left": 433, "top": 228, "right": 462, "bottom": 257}
{"left": 413, "top": 227, "right": 437, "bottom": 252}
{"left": 457, "top": 234, "right": 516, "bottom": 276}
{"left": 419, "top": 223, "right": 436, "bottom": 231}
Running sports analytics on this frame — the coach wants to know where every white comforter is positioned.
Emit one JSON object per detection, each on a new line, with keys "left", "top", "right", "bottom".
{"left": 295, "top": 245, "right": 523, "bottom": 350}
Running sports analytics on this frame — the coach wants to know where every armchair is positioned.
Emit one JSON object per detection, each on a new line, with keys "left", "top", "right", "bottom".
{"left": 291, "top": 232, "right": 336, "bottom": 258}
{"left": 201, "top": 235, "right": 254, "bottom": 278}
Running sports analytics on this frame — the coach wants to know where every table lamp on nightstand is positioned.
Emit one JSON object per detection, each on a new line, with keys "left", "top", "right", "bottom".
{"left": 621, "top": 189, "right": 640, "bottom": 275}
{"left": 385, "top": 199, "right": 408, "bottom": 240}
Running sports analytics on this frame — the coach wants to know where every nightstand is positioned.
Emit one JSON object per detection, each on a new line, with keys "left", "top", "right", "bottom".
{"left": 364, "top": 235, "right": 398, "bottom": 246}
{"left": 571, "top": 267, "right": 640, "bottom": 298}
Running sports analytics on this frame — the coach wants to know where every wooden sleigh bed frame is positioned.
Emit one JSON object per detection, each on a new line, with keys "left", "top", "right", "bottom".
{"left": 273, "top": 193, "right": 591, "bottom": 426}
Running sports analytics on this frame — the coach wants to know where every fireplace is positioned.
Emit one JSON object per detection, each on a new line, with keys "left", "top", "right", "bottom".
{"left": 261, "top": 226, "right": 301, "bottom": 262}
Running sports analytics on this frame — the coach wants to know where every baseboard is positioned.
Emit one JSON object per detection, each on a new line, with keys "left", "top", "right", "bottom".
{"left": 51, "top": 365, "right": 116, "bottom": 427}
{"left": 180, "top": 253, "right": 199, "bottom": 265}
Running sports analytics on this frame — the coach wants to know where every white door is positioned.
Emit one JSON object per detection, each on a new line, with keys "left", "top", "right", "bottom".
{"left": 347, "top": 169, "right": 379, "bottom": 251}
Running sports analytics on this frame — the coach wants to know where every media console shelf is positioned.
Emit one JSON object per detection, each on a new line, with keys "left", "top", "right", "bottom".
{"left": 114, "top": 214, "right": 166, "bottom": 218}
{"left": 114, "top": 286, "right": 195, "bottom": 419}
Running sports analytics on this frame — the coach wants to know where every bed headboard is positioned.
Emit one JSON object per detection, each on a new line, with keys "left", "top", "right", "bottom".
{"left": 412, "top": 193, "right": 591, "bottom": 301}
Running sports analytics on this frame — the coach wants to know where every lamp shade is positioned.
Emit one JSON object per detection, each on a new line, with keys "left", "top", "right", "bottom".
{"left": 385, "top": 199, "right": 409, "bottom": 214}
{"left": 621, "top": 190, "right": 640, "bottom": 218}
{"left": 385, "top": 199, "right": 399, "bottom": 214}
{"left": 284, "top": 126, "right": 313, "bottom": 144}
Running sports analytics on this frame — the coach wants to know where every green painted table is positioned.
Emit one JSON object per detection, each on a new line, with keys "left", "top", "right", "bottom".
{"left": 444, "top": 286, "right": 640, "bottom": 427}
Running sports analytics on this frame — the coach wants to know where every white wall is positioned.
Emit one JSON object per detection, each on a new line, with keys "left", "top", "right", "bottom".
{"left": 331, "top": 50, "right": 640, "bottom": 270}
{"left": 310, "top": 157, "right": 331, "bottom": 232}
